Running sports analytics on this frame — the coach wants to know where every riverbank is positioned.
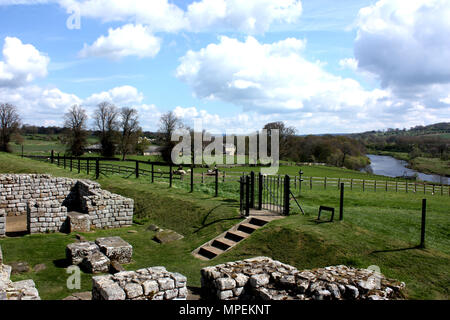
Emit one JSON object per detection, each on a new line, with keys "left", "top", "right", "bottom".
{"left": 368, "top": 150, "right": 450, "bottom": 177}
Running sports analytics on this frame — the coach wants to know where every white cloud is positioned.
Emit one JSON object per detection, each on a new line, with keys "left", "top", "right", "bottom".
{"left": 0, "top": 37, "right": 49, "bottom": 87}
{"left": 355, "top": 0, "right": 450, "bottom": 90}
{"left": 339, "top": 58, "right": 358, "bottom": 71}
{"left": 176, "top": 36, "right": 386, "bottom": 114}
{"left": 79, "top": 24, "right": 161, "bottom": 60}
{"left": 84, "top": 85, "right": 144, "bottom": 106}
{"left": 57, "top": 0, "right": 302, "bottom": 34}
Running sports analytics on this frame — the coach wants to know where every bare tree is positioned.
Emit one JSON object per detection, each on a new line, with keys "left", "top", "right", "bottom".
{"left": 63, "top": 105, "right": 88, "bottom": 156}
{"left": 94, "top": 102, "right": 119, "bottom": 157}
{"left": 158, "top": 111, "right": 183, "bottom": 162}
{"left": 118, "top": 107, "right": 141, "bottom": 161}
{"left": 0, "top": 103, "right": 21, "bottom": 153}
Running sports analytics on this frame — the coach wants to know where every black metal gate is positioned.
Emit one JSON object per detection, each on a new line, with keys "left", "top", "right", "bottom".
{"left": 240, "top": 172, "right": 291, "bottom": 216}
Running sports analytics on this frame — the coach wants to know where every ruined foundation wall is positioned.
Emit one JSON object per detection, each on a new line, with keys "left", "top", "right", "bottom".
{"left": 0, "top": 209, "right": 5, "bottom": 237}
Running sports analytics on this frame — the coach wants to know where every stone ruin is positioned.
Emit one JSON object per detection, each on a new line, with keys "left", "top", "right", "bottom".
{"left": 66, "top": 236, "right": 133, "bottom": 274}
{"left": 0, "top": 174, "right": 134, "bottom": 237}
{"left": 200, "top": 257, "right": 406, "bottom": 300}
{"left": 92, "top": 267, "right": 188, "bottom": 300}
{"left": 0, "top": 245, "right": 40, "bottom": 300}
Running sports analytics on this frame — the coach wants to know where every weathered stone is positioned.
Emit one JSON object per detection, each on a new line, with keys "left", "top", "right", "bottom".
{"left": 215, "top": 277, "right": 236, "bottom": 290}
{"left": 158, "top": 278, "right": 175, "bottom": 290}
{"left": 234, "top": 273, "right": 249, "bottom": 287}
{"left": 217, "top": 290, "right": 233, "bottom": 300}
{"left": 142, "top": 280, "right": 159, "bottom": 296}
{"left": 67, "top": 212, "right": 91, "bottom": 233}
{"left": 249, "top": 274, "right": 270, "bottom": 288}
{"left": 124, "top": 282, "right": 143, "bottom": 299}
{"left": 153, "top": 229, "right": 184, "bottom": 243}
{"left": 81, "top": 251, "right": 110, "bottom": 274}
{"left": 345, "top": 285, "right": 359, "bottom": 299}
{"left": 110, "top": 260, "right": 125, "bottom": 274}
{"left": 66, "top": 241, "right": 100, "bottom": 265}
{"left": 10, "top": 261, "right": 31, "bottom": 275}
{"left": 95, "top": 236, "right": 133, "bottom": 264}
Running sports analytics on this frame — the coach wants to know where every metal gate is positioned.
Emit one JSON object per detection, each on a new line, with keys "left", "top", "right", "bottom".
{"left": 240, "top": 172, "right": 291, "bottom": 216}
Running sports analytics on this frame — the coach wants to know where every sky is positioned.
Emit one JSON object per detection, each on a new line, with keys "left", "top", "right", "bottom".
{"left": 0, "top": 0, "right": 449, "bottom": 134}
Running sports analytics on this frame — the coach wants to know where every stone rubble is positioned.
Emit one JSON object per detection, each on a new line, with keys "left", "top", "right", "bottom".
{"left": 92, "top": 267, "right": 187, "bottom": 300}
{"left": 201, "top": 257, "right": 406, "bottom": 301}
{"left": 66, "top": 236, "right": 133, "bottom": 274}
{"left": 0, "top": 246, "right": 40, "bottom": 300}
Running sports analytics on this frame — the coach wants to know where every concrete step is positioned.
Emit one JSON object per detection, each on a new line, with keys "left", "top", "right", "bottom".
{"left": 225, "top": 230, "right": 249, "bottom": 242}
{"left": 198, "top": 246, "right": 224, "bottom": 260}
{"left": 237, "top": 223, "right": 259, "bottom": 234}
{"left": 211, "top": 238, "right": 236, "bottom": 251}
{"left": 248, "top": 217, "right": 270, "bottom": 227}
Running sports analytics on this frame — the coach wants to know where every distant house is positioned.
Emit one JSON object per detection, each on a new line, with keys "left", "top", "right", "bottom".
{"left": 143, "top": 145, "right": 168, "bottom": 156}
{"left": 84, "top": 144, "right": 102, "bottom": 153}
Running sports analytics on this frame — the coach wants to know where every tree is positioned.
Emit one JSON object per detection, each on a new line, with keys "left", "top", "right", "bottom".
{"left": 63, "top": 105, "right": 88, "bottom": 156}
{"left": 158, "top": 111, "right": 182, "bottom": 162}
{"left": 263, "top": 121, "right": 296, "bottom": 159}
{"left": 94, "top": 102, "right": 119, "bottom": 157}
{"left": 118, "top": 107, "right": 140, "bottom": 161}
{"left": 0, "top": 103, "right": 21, "bottom": 153}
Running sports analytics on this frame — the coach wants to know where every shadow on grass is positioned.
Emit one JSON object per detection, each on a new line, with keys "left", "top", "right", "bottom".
{"left": 370, "top": 245, "right": 423, "bottom": 254}
{"left": 194, "top": 217, "right": 243, "bottom": 234}
{"left": 53, "top": 258, "right": 71, "bottom": 268}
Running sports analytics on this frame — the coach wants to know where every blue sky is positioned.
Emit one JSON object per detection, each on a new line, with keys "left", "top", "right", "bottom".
{"left": 0, "top": 0, "right": 449, "bottom": 134}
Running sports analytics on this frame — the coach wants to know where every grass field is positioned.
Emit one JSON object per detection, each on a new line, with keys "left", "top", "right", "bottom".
{"left": 0, "top": 152, "right": 449, "bottom": 300}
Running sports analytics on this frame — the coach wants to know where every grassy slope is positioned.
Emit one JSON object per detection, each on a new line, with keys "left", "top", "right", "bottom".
{"left": 0, "top": 153, "right": 449, "bottom": 300}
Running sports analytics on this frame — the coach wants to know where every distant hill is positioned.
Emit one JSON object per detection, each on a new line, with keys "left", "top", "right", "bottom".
{"left": 350, "top": 122, "right": 450, "bottom": 138}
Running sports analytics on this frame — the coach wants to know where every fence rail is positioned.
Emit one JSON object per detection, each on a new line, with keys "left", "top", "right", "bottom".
{"left": 23, "top": 154, "right": 449, "bottom": 197}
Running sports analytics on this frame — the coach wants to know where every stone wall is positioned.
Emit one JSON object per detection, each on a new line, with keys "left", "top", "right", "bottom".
{"left": 92, "top": 267, "right": 187, "bottom": 300}
{"left": 0, "top": 209, "right": 5, "bottom": 237}
{"left": 201, "top": 257, "right": 405, "bottom": 300}
{"left": 0, "top": 174, "right": 134, "bottom": 233}
{"left": 79, "top": 181, "right": 134, "bottom": 229}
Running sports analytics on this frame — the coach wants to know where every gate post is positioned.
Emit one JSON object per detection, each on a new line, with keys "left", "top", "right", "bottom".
{"left": 250, "top": 171, "right": 255, "bottom": 208}
{"left": 51, "top": 150, "right": 54, "bottom": 164}
{"left": 151, "top": 163, "right": 154, "bottom": 183}
{"left": 95, "top": 159, "right": 100, "bottom": 179}
{"left": 339, "top": 183, "right": 344, "bottom": 221}
{"left": 245, "top": 175, "right": 250, "bottom": 216}
{"left": 169, "top": 164, "right": 173, "bottom": 188}
{"left": 420, "top": 199, "right": 427, "bottom": 248}
{"left": 258, "top": 173, "right": 263, "bottom": 210}
{"left": 284, "top": 175, "right": 290, "bottom": 216}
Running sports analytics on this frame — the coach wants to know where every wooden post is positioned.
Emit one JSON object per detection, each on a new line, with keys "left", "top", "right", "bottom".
{"left": 57, "top": 153, "right": 60, "bottom": 166}
{"left": 374, "top": 180, "right": 377, "bottom": 192}
{"left": 420, "top": 199, "right": 426, "bottom": 248}
{"left": 151, "top": 163, "right": 154, "bottom": 183}
{"left": 190, "top": 165, "right": 194, "bottom": 193}
{"left": 135, "top": 161, "right": 139, "bottom": 179}
{"left": 215, "top": 169, "right": 219, "bottom": 197}
{"left": 396, "top": 181, "right": 398, "bottom": 192}
{"left": 324, "top": 176, "right": 327, "bottom": 190}
{"left": 78, "top": 159, "right": 81, "bottom": 174}
{"left": 51, "top": 150, "right": 54, "bottom": 164}
{"left": 339, "top": 183, "right": 344, "bottom": 221}
{"left": 406, "top": 181, "right": 408, "bottom": 193}
{"left": 95, "top": 159, "right": 100, "bottom": 179}
{"left": 310, "top": 177, "right": 312, "bottom": 190}
{"left": 169, "top": 164, "right": 173, "bottom": 188}
{"left": 87, "top": 159, "right": 90, "bottom": 175}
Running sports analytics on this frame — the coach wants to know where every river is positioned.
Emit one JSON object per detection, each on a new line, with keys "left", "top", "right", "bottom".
{"left": 364, "top": 154, "right": 449, "bottom": 185}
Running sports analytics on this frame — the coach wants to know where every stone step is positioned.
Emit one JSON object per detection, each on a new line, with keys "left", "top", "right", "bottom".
{"left": 211, "top": 238, "right": 236, "bottom": 251}
{"left": 198, "top": 246, "right": 223, "bottom": 259}
{"left": 225, "top": 230, "right": 249, "bottom": 242}
{"left": 237, "top": 223, "right": 259, "bottom": 234}
{"left": 248, "top": 217, "right": 270, "bottom": 227}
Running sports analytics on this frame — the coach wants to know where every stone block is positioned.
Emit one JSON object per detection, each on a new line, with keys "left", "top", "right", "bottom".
{"left": 81, "top": 251, "right": 110, "bottom": 274}
{"left": 66, "top": 241, "right": 100, "bottom": 265}
{"left": 95, "top": 236, "right": 133, "bottom": 264}
{"left": 67, "top": 212, "right": 91, "bottom": 233}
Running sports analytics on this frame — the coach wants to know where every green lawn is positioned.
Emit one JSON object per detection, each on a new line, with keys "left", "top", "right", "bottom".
{"left": 0, "top": 152, "right": 449, "bottom": 300}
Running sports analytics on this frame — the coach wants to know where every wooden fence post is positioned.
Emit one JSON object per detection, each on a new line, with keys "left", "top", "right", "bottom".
{"left": 324, "top": 176, "right": 327, "bottom": 190}
{"left": 310, "top": 177, "right": 312, "bottom": 190}
{"left": 135, "top": 161, "right": 139, "bottom": 179}
{"left": 169, "top": 164, "right": 173, "bottom": 188}
{"left": 339, "top": 183, "right": 344, "bottom": 221}
{"left": 420, "top": 199, "right": 426, "bottom": 248}
{"left": 151, "top": 163, "right": 154, "bottom": 183}
{"left": 374, "top": 180, "right": 377, "bottom": 192}
{"left": 190, "top": 165, "right": 194, "bottom": 193}
{"left": 87, "top": 159, "right": 90, "bottom": 175}
{"left": 78, "top": 159, "right": 81, "bottom": 174}
{"left": 95, "top": 159, "right": 100, "bottom": 179}
{"left": 51, "top": 150, "right": 54, "bottom": 164}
